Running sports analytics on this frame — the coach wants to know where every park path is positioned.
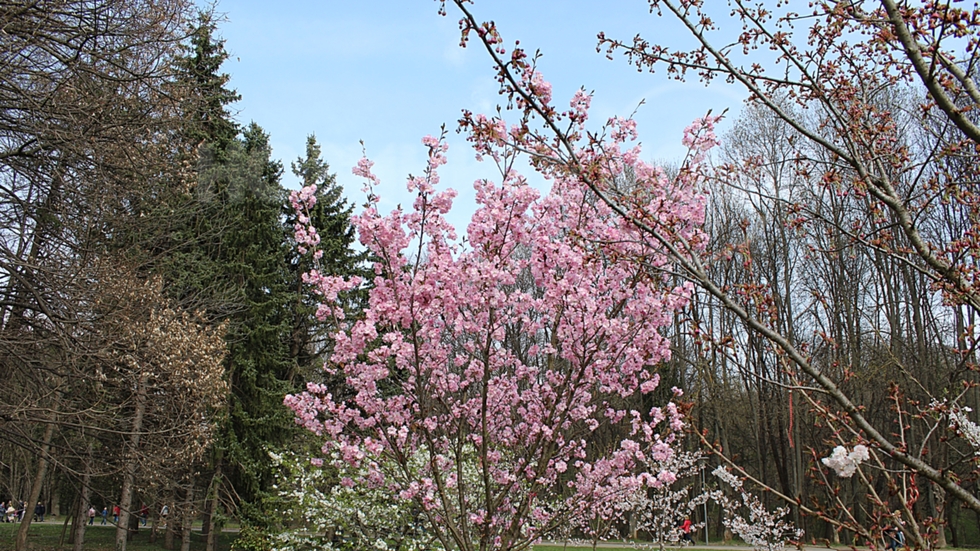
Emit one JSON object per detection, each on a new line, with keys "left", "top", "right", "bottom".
{"left": 538, "top": 543, "right": 894, "bottom": 551}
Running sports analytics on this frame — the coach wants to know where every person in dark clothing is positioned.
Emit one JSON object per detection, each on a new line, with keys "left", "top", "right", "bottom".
{"left": 884, "top": 526, "right": 905, "bottom": 550}
{"left": 33, "top": 502, "right": 44, "bottom": 522}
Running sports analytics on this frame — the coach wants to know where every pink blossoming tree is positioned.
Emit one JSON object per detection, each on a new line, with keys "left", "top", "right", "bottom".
{"left": 285, "top": 79, "right": 719, "bottom": 549}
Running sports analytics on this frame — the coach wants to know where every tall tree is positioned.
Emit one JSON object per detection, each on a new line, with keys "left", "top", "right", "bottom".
{"left": 160, "top": 19, "right": 365, "bottom": 546}
{"left": 286, "top": 135, "right": 366, "bottom": 379}
{"left": 0, "top": 2, "right": 217, "bottom": 550}
{"left": 175, "top": 11, "right": 240, "bottom": 160}
{"left": 449, "top": 0, "right": 980, "bottom": 547}
{"left": 286, "top": 122, "right": 704, "bottom": 551}
{"left": 212, "top": 123, "right": 296, "bottom": 533}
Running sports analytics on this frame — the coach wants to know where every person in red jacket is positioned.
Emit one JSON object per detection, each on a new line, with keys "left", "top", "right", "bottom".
{"left": 680, "top": 518, "right": 694, "bottom": 544}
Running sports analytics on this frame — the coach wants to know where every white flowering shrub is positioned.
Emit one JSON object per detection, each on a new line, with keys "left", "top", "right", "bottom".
{"left": 631, "top": 450, "right": 710, "bottom": 549}
{"left": 712, "top": 467, "right": 802, "bottom": 551}
{"left": 821, "top": 445, "right": 870, "bottom": 478}
{"left": 947, "top": 406, "right": 980, "bottom": 454}
{"left": 268, "top": 450, "right": 437, "bottom": 551}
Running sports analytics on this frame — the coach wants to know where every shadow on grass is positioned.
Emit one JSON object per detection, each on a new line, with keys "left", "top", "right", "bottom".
{"left": 0, "top": 522, "right": 238, "bottom": 551}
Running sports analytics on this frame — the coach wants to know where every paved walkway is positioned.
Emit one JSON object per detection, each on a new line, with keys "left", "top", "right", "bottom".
{"left": 538, "top": 542, "right": 884, "bottom": 551}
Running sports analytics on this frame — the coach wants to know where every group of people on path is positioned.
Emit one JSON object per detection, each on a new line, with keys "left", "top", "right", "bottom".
{"left": 1, "top": 500, "right": 24, "bottom": 523}
{"left": 86, "top": 504, "right": 150, "bottom": 526}
{"left": 0, "top": 501, "right": 44, "bottom": 523}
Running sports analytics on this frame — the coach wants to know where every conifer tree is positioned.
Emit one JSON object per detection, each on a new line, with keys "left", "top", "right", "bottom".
{"left": 152, "top": 15, "right": 296, "bottom": 545}
{"left": 208, "top": 123, "right": 296, "bottom": 534}
{"left": 176, "top": 12, "right": 240, "bottom": 159}
{"left": 285, "top": 136, "right": 367, "bottom": 378}
{"left": 156, "top": 18, "right": 365, "bottom": 547}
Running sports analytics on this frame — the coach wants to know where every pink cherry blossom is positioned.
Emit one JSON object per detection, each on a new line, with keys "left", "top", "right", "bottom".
{"left": 284, "top": 86, "right": 716, "bottom": 551}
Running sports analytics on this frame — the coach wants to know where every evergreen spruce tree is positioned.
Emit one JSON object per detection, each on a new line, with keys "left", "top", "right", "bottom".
{"left": 156, "top": 15, "right": 296, "bottom": 545}
{"left": 156, "top": 18, "right": 366, "bottom": 548}
{"left": 286, "top": 136, "right": 368, "bottom": 379}
{"left": 177, "top": 12, "right": 240, "bottom": 159}
{"left": 212, "top": 123, "right": 297, "bottom": 531}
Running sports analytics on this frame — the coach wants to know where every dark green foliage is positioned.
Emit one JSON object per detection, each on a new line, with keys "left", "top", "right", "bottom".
{"left": 207, "top": 123, "right": 297, "bottom": 518}
{"left": 285, "top": 136, "right": 369, "bottom": 381}
{"left": 175, "top": 12, "right": 240, "bottom": 160}
{"left": 156, "top": 18, "right": 365, "bottom": 532}
{"left": 151, "top": 15, "right": 297, "bottom": 529}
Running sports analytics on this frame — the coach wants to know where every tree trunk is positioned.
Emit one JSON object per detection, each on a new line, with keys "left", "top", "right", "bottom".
{"left": 128, "top": 509, "right": 140, "bottom": 541}
{"left": 149, "top": 506, "right": 159, "bottom": 544}
{"left": 16, "top": 418, "right": 55, "bottom": 551}
{"left": 180, "top": 481, "right": 194, "bottom": 551}
{"left": 67, "top": 495, "right": 78, "bottom": 545}
{"left": 50, "top": 472, "right": 61, "bottom": 519}
{"left": 59, "top": 505, "right": 72, "bottom": 546}
{"left": 116, "top": 373, "right": 148, "bottom": 551}
{"left": 164, "top": 506, "right": 175, "bottom": 551}
{"left": 71, "top": 443, "right": 94, "bottom": 551}
{"left": 205, "top": 463, "right": 222, "bottom": 551}
{"left": 180, "top": 519, "right": 192, "bottom": 551}
{"left": 935, "top": 494, "right": 949, "bottom": 549}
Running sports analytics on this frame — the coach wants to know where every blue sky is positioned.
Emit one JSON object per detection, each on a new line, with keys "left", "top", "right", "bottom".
{"left": 215, "top": 1, "right": 746, "bottom": 223}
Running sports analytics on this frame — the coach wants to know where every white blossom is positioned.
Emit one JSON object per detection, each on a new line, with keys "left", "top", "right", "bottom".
{"left": 948, "top": 407, "right": 980, "bottom": 455}
{"left": 268, "top": 448, "right": 437, "bottom": 551}
{"left": 712, "top": 467, "right": 803, "bottom": 551}
{"left": 821, "top": 445, "right": 869, "bottom": 478}
{"left": 630, "top": 450, "right": 709, "bottom": 548}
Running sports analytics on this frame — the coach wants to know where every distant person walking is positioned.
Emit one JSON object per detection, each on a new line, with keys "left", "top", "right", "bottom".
{"left": 87, "top": 507, "right": 96, "bottom": 525}
{"left": 101, "top": 507, "right": 108, "bottom": 525}
{"left": 884, "top": 525, "right": 905, "bottom": 551}
{"left": 112, "top": 505, "right": 120, "bottom": 524}
{"left": 139, "top": 504, "right": 149, "bottom": 526}
{"left": 34, "top": 502, "right": 44, "bottom": 522}
{"left": 679, "top": 518, "right": 694, "bottom": 544}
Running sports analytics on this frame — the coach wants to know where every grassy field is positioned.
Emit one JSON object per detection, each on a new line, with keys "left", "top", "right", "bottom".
{"left": 0, "top": 522, "right": 238, "bottom": 551}
{"left": 0, "top": 523, "right": 745, "bottom": 551}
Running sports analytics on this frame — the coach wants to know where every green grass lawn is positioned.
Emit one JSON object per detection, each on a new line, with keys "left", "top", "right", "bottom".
{"left": 0, "top": 521, "right": 237, "bottom": 551}
{"left": 0, "top": 522, "right": 746, "bottom": 551}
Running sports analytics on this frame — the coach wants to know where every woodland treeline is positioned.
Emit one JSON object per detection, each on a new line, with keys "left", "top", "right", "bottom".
{"left": 665, "top": 98, "right": 980, "bottom": 547}
{"left": 447, "top": 0, "right": 980, "bottom": 549}
{"left": 0, "top": 2, "right": 362, "bottom": 551}
{"left": 6, "top": 1, "right": 980, "bottom": 551}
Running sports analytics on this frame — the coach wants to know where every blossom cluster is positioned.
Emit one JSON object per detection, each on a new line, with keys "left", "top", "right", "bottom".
{"left": 821, "top": 444, "right": 870, "bottom": 478}
{"left": 934, "top": 399, "right": 980, "bottom": 455}
{"left": 268, "top": 449, "right": 434, "bottom": 551}
{"left": 290, "top": 184, "right": 323, "bottom": 258}
{"left": 712, "top": 467, "right": 803, "bottom": 551}
{"left": 630, "top": 449, "right": 710, "bottom": 547}
{"left": 284, "top": 77, "right": 715, "bottom": 551}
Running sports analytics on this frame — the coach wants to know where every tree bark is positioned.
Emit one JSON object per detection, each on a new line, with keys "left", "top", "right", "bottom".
{"left": 50, "top": 472, "right": 61, "bottom": 519}
{"left": 180, "top": 480, "right": 194, "bottom": 551}
{"left": 59, "top": 507, "right": 72, "bottom": 547}
{"left": 204, "top": 463, "right": 222, "bottom": 551}
{"left": 149, "top": 505, "right": 159, "bottom": 544}
{"left": 164, "top": 505, "right": 175, "bottom": 551}
{"left": 16, "top": 417, "right": 55, "bottom": 551}
{"left": 116, "top": 373, "right": 148, "bottom": 551}
{"left": 71, "top": 442, "right": 94, "bottom": 551}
